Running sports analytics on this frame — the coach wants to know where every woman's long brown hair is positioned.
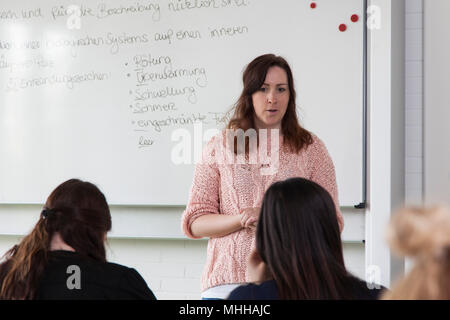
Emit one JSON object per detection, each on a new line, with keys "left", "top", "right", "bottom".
{"left": 227, "top": 54, "right": 313, "bottom": 153}
{"left": 0, "top": 179, "right": 111, "bottom": 299}
{"left": 257, "top": 178, "right": 353, "bottom": 299}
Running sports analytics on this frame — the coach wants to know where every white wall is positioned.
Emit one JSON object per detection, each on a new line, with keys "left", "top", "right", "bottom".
{"left": 405, "top": 0, "right": 423, "bottom": 206}
{"left": 423, "top": 0, "right": 450, "bottom": 205}
{"left": 0, "top": 237, "right": 365, "bottom": 300}
{"left": 0, "top": 206, "right": 365, "bottom": 300}
{"left": 403, "top": 0, "right": 423, "bottom": 274}
{"left": 365, "top": 0, "right": 406, "bottom": 288}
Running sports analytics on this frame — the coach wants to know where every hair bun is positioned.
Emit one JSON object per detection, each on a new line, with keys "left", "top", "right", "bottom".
{"left": 386, "top": 205, "right": 450, "bottom": 258}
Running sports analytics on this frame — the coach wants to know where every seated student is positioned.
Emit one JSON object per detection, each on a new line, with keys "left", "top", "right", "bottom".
{"left": 0, "top": 179, "right": 156, "bottom": 300}
{"left": 382, "top": 205, "right": 450, "bottom": 300}
{"left": 228, "top": 177, "right": 385, "bottom": 300}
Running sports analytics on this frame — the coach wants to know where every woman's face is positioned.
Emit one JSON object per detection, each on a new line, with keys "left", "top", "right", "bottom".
{"left": 252, "top": 66, "right": 290, "bottom": 130}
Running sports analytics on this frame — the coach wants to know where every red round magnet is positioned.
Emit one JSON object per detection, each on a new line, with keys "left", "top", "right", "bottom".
{"left": 339, "top": 24, "right": 347, "bottom": 32}
{"left": 351, "top": 14, "right": 359, "bottom": 22}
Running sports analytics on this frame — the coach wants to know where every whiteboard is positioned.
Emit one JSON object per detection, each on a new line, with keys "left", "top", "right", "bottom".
{"left": 0, "top": 0, "right": 364, "bottom": 206}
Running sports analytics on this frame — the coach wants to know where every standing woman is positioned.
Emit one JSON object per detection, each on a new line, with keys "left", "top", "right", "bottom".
{"left": 181, "top": 54, "right": 344, "bottom": 299}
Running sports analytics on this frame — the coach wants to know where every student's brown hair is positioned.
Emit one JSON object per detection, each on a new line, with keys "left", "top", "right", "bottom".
{"left": 226, "top": 53, "right": 313, "bottom": 153}
{"left": 0, "top": 179, "right": 111, "bottom": 299}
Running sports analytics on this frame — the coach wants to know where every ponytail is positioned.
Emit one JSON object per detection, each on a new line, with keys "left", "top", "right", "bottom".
{"left": 0, "top": 216, "right": 50, "bottom": 299}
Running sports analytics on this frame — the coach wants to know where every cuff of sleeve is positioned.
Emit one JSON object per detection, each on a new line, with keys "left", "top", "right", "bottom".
{"left": 182, "top": 206, "right": 219, "bottom": 239}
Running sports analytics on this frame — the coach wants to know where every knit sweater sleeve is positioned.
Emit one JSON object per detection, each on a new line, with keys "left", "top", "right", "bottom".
{"left": 306, "top": 135, "right": 345, "bottom": 232}
{"left": 181, "top": 135, "right": 220, "bottom": 239}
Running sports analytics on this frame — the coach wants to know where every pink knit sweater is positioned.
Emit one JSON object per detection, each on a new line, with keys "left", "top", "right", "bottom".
{"left": 181, "top": 131, "right": 344, "bottom": 292}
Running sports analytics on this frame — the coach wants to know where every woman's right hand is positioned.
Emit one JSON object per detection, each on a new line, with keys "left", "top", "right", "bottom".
{"left": 240, "top": 207, "right": 261, "bottom": 230}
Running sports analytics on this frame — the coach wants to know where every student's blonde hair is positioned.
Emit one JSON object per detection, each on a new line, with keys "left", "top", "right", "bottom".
{"left": 382, "top": 205, "right": 450, "bottom": 300}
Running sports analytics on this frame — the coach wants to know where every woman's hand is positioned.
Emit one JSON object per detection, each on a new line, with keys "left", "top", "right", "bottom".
{"left": 247, "top": 248, "right": 270, "bottom": 284}
{"left": 240, "top": 207, "right": 261, "bottom": 230}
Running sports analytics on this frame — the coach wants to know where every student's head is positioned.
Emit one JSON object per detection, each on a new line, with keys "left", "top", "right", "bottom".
{"left": 382, "top": 205, "right": 450, "bottom": 300}
{"left": 256, "top": 177, "right": 349, "bottom": 299}
{"left": 43, "top": 179, "right": 111, "bottom": 258}
{"left": 0, "top": 179, "right": 111, "bottom": 299}
{"left": 227, "top": 54, "right": 312, "bottom": 153}
{"left": 242, "top": 54, "right": 293, "bottom": 130}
